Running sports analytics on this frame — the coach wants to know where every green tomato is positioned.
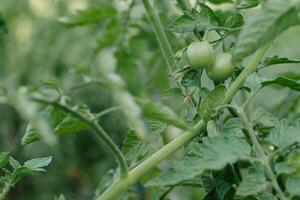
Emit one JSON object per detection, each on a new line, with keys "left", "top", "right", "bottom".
{"left": 162, "top": 127, "right": 181, "bottom": 144}
{"left": 207, "top": 52, "right": 235, "bottom": 82}
{"left": 186, "top": 41, "right": 214, "bottom": 69}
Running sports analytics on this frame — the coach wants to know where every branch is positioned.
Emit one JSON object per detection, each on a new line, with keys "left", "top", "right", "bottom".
{"left": 32, "top": 97, "right": 129, "bottom": 179}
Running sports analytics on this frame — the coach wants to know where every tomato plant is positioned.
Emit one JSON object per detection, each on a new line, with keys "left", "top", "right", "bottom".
{"left": 0, "top": 0, "right": 300, "bottom": 200}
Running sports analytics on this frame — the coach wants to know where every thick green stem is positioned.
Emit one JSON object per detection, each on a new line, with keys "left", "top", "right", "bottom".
{"left": 97, "top": 120, "right": 205, "bottom": 200}
{"left": 96, "top": 44, "right": 271, "bottom": 200}
{"left": 237, "top": 109, "right": 287, "bottom": 200}
{"left": 32, "top": 98, "right": 129, "bottom": 179}
{"left": 142, "top": 0, "right": 174, "bottom": 72}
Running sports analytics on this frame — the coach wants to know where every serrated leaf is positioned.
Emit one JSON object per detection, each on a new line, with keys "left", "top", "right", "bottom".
{"left": 253, "top": 109, "right": 278, "bottom": 128}
{"left": 162, "top": 87, "right": 182, "bottom": 98}
{"left": 55, "top": 115, "right": 88, "bottom": 135}
{"left": 236, "top": 0, "right": 260, "bottom": 9}
{"left": 9, "top": 157, "right": 21, "bottom": 170}
{"left": 234, "top": 0, "right": 300, "bottom": 61}
{"left": 244, "top": 73, "right": 265, "bottom": 92}
{"left": 274, "top": 162, "right": 296, "bottom": 175}
{"left": 225, "top": 13, "right": 244, "bottom": 28}
{"left": 262, "top": 77, "right": 300, "bottom": 92}
{"left": 22, "top": 122, "right": 42, "bottom": 146}
{"left": 236, "top": 170, "right": 267, "bottom": 196}
{"left": 95, "top": 170, "right": 115, "bottom": 197}
{"left": 199, "top": 85, "right": 226, "bottom": 120}
{"left": 167, "top": 4, "right": 219, "bottom": 33}
{"left": 286, "top": 176, "right": 300, "bottom": 196}
{"left": 181, "top": 69, "right": 200, "bottom": 87}
{"left": 147, "top": 136, "right": 251, "bottom": 186}
{"left": 136, "top": 99, "right": 189, "bottom": 130}
{"left": 266, "top": 119, "right": 300, "bottom": 148}
{"left": 122, "top": 130, "right": 149, "bottom": 161}
{"left": 261, "top": 55, "right": 300, "bottom": 68}
{"left": 221, "top": 117, "right": 244, "bottom": 136}
{"left": 24, "top": 156, "right": 52, "bottom": 172}
{"left": 58, "top": 6, "right": 116, "bottom": 27}
{"left": 0, "top": 152, "right": 9, "bottom": 168}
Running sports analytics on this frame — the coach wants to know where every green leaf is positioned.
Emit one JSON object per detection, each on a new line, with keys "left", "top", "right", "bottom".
{"left": 147, "top": 136, "right": 251, "bottom": 186}
{"left": 236, "top": 0, "right": 260, "bottom": 9}
{"left": 0, "top": 152, "right": 9, "bottom": 168}
{"left": 236, "top": 169, "right": 267, "bottom": 196}
{"left": 55, "top": 115, "right": 87, "bottom": 135}
{"left": 286, "top": 176, "right": 300, "bottom": 196}
{"left": 199, "top": 85, "right": 226, "bottom": 120}
{"left": 137, "top": 99, "right": 189, "bottom": 130}
{"left": 262, "top": 77, "right": 300, "bottom": 92}
{"left": 22, "top": 122, "right": 42, "bottom": 146}
{"left": 260, "top": 55, "right": 300, "bottom": 68}
{"left": 58, "top": 6, "right": 116, "bottom": 27}
{"left": 9, "top": 157, "right": 21, "bottom": 170}
{"left": 257, "top": 192, "right": 277, "bottom": 200}
{"left": 234, "top": 0, "right": 300, "bottom": 62}
{"left": 95, "top": 170, "right": 115, "bottom": 197}
{"left": 225, "top": 13, "right": 244, "bottom": 28}
{"left": 244, "top": 73, "right": 267, "bottom": 92}
{"left": 122, "top": 130, "right": 149, "bottom": 161}
{"left": 253, "top": 109, "right": 279, "bottom": 128}
{"left": 181, "top": 69, "right": 200, "bottom": 87}
{"left": 176, "top": 0, "right": 193, "bottom": 16}
{"left": 266, "top": 119, "right": 300, "bottom": 148}
{"left": 208, "top": 0, "right": 232, "bottom": 4}
{"left": 167, "top": 4, "right": 219, "bottom": 33}
{"left": 24, "top": 156, "right": 52, "bottom": 172}
{"left": 220, "top": 117, "right": 244, "bottom": 136}
{"left": 274, "top": 162, "right": 296, "bottom": 175}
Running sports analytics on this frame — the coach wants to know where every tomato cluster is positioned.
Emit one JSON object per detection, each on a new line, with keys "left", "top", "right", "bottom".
{"left": 186, "top": 41, "right": 235, "bottom": 82}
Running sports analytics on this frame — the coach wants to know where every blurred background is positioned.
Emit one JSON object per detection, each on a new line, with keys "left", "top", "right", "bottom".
{"left": 0, "top": 0, "right": 299, "bottom": 199}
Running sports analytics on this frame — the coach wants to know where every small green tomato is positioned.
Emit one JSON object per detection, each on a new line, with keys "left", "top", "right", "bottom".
{"left": 186, "top": 41, "right": 214, "bottom": 69}
{"left": 207, "top": 52, "right": 235, "bottom": 82}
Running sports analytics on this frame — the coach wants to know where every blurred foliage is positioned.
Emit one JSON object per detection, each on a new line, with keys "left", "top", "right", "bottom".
{"left": 0, "top": 0, "right": 299, "bottom": 200}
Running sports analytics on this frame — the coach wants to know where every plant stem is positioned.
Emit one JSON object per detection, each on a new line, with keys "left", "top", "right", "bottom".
{"left": 96, "top": 44, "right": 271, "bottom": 200}
{"left": 32, "top": 97, "right": 129, "bottom": 179}
{"left": 96, "top": 120, "right": 205, "bottom": 200}
{"left": 236, "top": 108, "right": 287, "bottom": 200}
{"left": 223, "top": 43, "right": 270, "bottom": 105}
{"left": 141, "top": 0, "right": 174, "bottom": 72}
{"left": 141, "top": 0, "right": 198, "bottom": 108}
{"left": 94, "top": 106, "right": 120, "bottom": 120}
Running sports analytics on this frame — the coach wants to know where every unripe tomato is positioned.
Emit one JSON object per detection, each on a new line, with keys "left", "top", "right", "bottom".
{"left": 207, "top": 52, "right": 235, "bottom": 82}
{"left": 162, "top": 126, "right": 182, "bottom": 144}
{"left": 186, "top": 41, "right": 214, "bottom": 69}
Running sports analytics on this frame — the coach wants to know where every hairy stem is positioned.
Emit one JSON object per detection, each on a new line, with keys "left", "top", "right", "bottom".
{"left": 236, "top": 108, "right": 287, "bottom": 200}
{"left": 32, "top": 97, "right": 129, "bottom": 179}
{"left": 96, "top": 43, "right": 271, "bottom": 200}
